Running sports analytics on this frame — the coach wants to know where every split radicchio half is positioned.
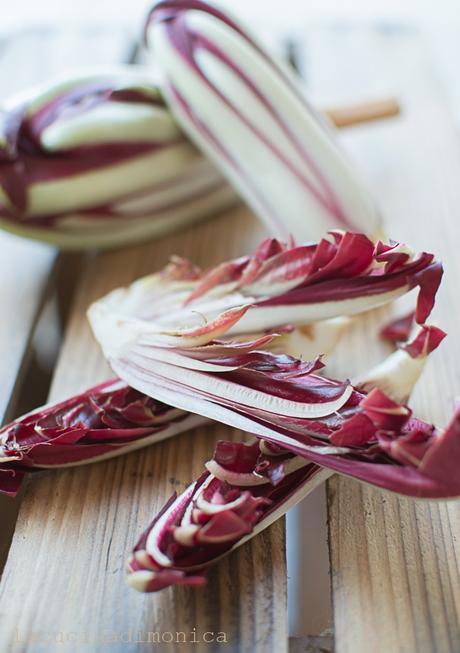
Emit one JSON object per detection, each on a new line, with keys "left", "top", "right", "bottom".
{"left": 88, "top": 234, "right": 457, "bottom": 498}
{"left": 0, "top": 378, "right": 206, "bottom": 496}
{"left": 145, "top": 0, "right": 381, "bottom": 240}
{"left": 0, "top": 66, "right": 236, "bottom": 249}
{"left": 127, "top": 438, "right": 331, "bottom": 592}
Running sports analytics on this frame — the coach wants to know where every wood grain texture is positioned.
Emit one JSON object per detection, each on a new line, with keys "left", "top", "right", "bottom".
{"left": 0, "top": 209, "right": 288, "bottom": 653}
{"left": 314, "top": 27, "right": 460, "bottom": 653}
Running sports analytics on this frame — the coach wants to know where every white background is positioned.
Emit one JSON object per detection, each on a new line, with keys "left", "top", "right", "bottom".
{"left": 3, "top": 0, "right": 460, "bottom": 120}
{"left": 1, "top": 0, "right": 460, "bottom": 35}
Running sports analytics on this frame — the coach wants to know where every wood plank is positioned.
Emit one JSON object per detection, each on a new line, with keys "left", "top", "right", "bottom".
{"left": 0, "top": 234, "right": 54, "bottom": 424}
{"left": 0, "top": 209, "right": 288, "bottom": 653}
{"left": 308, "top": 26, "right": 460, "bottom": 652}
{"left": 0, "top": 233, "right": 54, "bottom": 572}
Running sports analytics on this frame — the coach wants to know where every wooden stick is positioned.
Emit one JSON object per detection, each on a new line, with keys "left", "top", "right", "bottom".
{"left": 325, "top": 97, "right": 401, "bottom": 128}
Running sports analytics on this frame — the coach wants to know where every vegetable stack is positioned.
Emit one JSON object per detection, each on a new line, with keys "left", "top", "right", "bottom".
{"left": 1, "top": 0, "right": 458, "bottom": 602}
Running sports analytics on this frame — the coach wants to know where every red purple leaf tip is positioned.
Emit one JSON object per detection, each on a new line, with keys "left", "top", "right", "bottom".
{"left": 401, "top": 325, "right": 447, "bottom": 359}
{"left": 380, "top": 312, "right": 415, "bottom": 344}
{"left": 413, "top": 261, "right": 444, "bottom": 324}
{"left": 360, "top": 388, "right": 412, "bottom": 431}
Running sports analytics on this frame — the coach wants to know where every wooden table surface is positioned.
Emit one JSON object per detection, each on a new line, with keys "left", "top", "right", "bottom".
{"left": 322, "top": 27, "right": 460, "bottom": 653}
{"left": 1, "top": 22, "right": 460, "bottom": 653}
